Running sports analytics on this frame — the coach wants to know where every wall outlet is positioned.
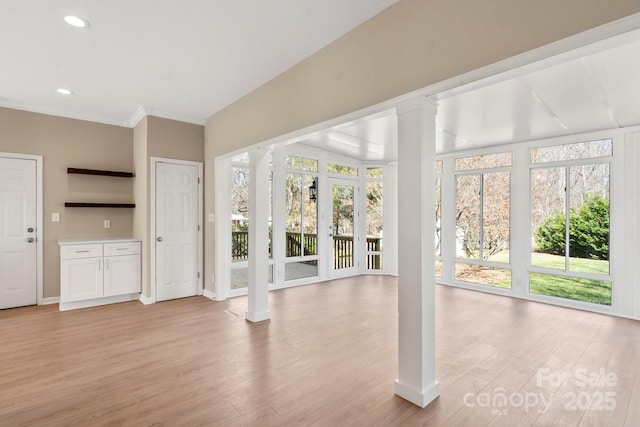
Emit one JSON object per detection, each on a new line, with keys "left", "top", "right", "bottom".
{"left": 103, "top": 220, "right": 111, "bottom": 228}
{"left": 51, "top": 212, "right": 60, "bottom": 222}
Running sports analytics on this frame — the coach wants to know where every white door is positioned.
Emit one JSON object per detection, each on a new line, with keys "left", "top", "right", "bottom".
{"left": 328, "top": 178, "right": 359, "bottom": 277}
{"left": 155, "top": 162, "right": 199, "bottom": 301}
{"left": 0, "top": 157, "right": 37, "bottom": 309}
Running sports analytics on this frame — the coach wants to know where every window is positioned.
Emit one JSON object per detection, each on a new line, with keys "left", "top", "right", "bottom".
{"left": 286, "top": 155, "right": 318, "bottom": 172}
{"left": 366, "top": 167, "right": 383, "bottom": 270}
{"left": 454, "top": 153, "right": 511, "bottom": 288}
{"left": 456, "top": 152, "right": 512, "bottom": 171}
{"left": 327, "top": 163, "right": 358, "bottom": 175}
{"left": 529, "top": 140, "right": 612, "bottom": 305}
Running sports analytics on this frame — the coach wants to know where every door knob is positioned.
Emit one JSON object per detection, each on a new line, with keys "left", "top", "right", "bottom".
{"left": 157, "top": 237, "right": 163, "bottom": 242}
{"left": 27, "top": 227, "right": 34, "bottom": 233}
{"left": 27, "top": 238, "right": 35, "bottom": 243}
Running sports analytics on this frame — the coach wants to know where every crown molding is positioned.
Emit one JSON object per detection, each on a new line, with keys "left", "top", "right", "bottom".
{"left": 127, "top": 106, "right": 150, "bottom": 128}
{"left": 126, "top": 105, "right": 206, "bottom": 128}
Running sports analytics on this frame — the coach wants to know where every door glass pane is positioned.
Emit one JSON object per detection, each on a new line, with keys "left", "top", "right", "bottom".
{"left": 231, "top": 166, "right": 249, "bottom": 263}
{"left": 568, "top": 164, "right": 609, "bottom": 274}
{"left": 456, "top": 174, "right": 480, "bottom": 260}
{"left": 332, "top": 184, "right": 355, "bottom": 270}
{"left": 483, "top": 172, "right": 510, "bottom": 263}
{"left": 531, "top": 167, "right": 566, "bottom": 269}
{"left": 285, "top": 260, "right": 318, "bottom": 281}
{"left": 302, "top": 175, "right": 318, "bottom": 256}
{"left": 285, "top": 174, "right": 302, "bottom": 257}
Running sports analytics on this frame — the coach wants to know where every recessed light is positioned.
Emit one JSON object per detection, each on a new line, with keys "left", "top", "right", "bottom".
{"left": 64, "top": 15, "right": 90, "bottom": 28}
{"left": 57, "top": 88, "right": 73, "bottom": 95}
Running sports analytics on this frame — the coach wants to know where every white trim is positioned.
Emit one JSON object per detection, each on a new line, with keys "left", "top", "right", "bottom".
{"left": 127, "top": 106, "right": 150, "bottom": 128}
{"left": 60, "top": 293, "right": 140, "bottom": 311}
{"left": 394, "top": 379, "right": 440, "bottom": 409}
{"left": 150, "top": 157, "right": 204, "bottom": 304}
{"left": 245, "top": 309, "right": 271, "bottom": 323}
{"left": 138, "top": 294, "right": 154, "bottom": 305}
{"left": 202, "top": 288, "right": 216, "bottom": 301}
{"left": 0, "top": 152, "right": 43, "bottom": 306}
{"left": 127, "top": 105, "right": 207, "bottom": 128}
{"left": 42, "top": 297, "right": 60, "bottom": 305}
{"left": 214, "top": 156, "right": 231, "bottom": 301}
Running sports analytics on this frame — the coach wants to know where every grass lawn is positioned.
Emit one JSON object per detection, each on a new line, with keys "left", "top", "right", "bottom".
{"left": 530, "top": 252, "right": 611, "bottom": 305}
{"left": 454, "top": 252, "right": 611, "bottom": 305}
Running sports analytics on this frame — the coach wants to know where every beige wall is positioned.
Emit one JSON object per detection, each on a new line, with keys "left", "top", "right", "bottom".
{"left": 204, "top": 0, "right": 640, "bottom": 292}
{"left": 0, "top": 107, "right": 134, "bottom": 298}
{"left": 0, "top": 109, "right": 203, "bottom": 300}
{"left": 147, "top": 116, "right": 205, "bottom": 162}
{"left": 134, "top": 116, "right": 204, "bottom": 296}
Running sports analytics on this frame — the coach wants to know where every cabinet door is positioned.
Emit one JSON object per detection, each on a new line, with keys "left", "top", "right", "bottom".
{"left": 104, "top": 255, "right": 140, "bottom": 296}
{"left": 61, "top": 257, "right": 103, "bottom": 302}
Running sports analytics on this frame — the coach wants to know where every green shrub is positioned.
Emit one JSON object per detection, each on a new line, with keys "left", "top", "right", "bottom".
{"left": 534, "top": 194, "right": 609, "bottom": 260}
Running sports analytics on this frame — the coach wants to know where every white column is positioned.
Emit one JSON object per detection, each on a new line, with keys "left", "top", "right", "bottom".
{"left": 246, "top": 147, "right": 271, "bottom": 322}
{"left": 394, "top": 98, "right": 440, "bottom": 408}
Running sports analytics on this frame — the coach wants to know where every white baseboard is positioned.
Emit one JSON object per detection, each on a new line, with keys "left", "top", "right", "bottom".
{"left": 42, "top": 297, "right": 60, "bottom": 305}
{"left": 203, "top": 288, "right": 216, "bottom": 301}
{"left": 59, "top": 293, "right": 140, "bottom": 311}
{"left": 245, "top": 310, "right": 271, "bottom": 323}
{"left": 394, "top": 379, "right": 440, "bottom": 408}
{"left": 138, "top": 294, "right": 154, "bottom": 305}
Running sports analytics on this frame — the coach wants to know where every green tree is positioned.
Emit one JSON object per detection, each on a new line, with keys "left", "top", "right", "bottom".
{"left": 534, "top": 194, "right": 609, "bottom": 260}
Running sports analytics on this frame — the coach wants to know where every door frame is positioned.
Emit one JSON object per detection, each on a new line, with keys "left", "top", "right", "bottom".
{"left": 150, "top": 157, "right": 203, "bottom": 303}
{"left": 0, "top": 152, "right": 43, "bottom": 305}
{"left": 327, "top": 176, "right": 360, "bottom": 278}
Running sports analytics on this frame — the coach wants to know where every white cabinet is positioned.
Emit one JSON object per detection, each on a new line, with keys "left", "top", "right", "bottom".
{"left": 59, "top": 239, "right": 141, "bottom": 311}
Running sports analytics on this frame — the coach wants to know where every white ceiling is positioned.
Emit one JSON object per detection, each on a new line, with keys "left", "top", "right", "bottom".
{"left": 299, "top": 28, "right": 640, "bottom": 161}
{"left": 435, "top": 30, "right": 640, "bottom": 153}
{"left": 0, "top": 0, "right": 398, "bottom": 127}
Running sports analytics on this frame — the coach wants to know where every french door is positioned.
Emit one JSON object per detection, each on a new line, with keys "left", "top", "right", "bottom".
{"left": 328, "top": 178, "right": 359, "bottom": 277}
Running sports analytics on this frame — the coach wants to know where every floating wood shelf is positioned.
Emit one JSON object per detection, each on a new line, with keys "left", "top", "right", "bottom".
{"left": 65, "top": 203, "right": 136, "bottom": 208}
{"left": 67, "top": 168, "right": 135, "bottom": 178}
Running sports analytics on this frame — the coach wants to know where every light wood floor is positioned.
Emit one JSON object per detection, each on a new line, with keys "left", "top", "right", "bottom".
{"left": 1, "top": 276, "right": 639, "bottom": 426}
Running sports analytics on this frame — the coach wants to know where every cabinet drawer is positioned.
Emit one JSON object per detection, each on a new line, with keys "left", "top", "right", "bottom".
{"left": 104, "top": 241, "right": 141, "bottom": 256}
{"left": 60, "top": 244, "right": 103, "bottom": 260}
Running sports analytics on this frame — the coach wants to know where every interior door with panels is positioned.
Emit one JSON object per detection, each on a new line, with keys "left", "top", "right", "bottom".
{"left": 0, "top": 157, "right": 37, "bottom": 309}
{"left": 155, "top": 162, "right": 199, "bottom": 301}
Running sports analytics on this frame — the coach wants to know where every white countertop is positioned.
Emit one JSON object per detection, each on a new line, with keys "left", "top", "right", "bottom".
{"left": 58, "top": 237, "right": 140, "bottom": 246}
